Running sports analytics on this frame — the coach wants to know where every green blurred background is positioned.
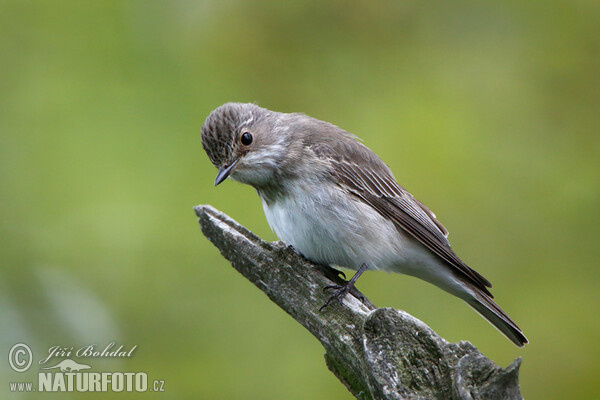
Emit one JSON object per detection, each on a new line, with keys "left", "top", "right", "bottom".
{"left": 1, "top": 1, "right": 598, "bottom": 399}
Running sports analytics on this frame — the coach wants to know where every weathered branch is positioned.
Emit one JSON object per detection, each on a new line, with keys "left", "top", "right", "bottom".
{"left": 195, "top": 204, "right": 523, "bottom": 400}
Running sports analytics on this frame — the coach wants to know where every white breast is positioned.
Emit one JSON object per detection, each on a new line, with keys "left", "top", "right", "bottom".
{"left": 261, "top": 182, "right": 430, "bottom": 272}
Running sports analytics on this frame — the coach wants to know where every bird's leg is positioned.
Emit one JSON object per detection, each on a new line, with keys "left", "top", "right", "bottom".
{"left": 320, "top": 263, "right": 368, "bottom": 311}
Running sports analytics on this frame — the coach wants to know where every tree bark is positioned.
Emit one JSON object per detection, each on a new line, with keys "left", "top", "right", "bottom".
{"left": 194, "top": 204, "right": 523, "bottom": 400}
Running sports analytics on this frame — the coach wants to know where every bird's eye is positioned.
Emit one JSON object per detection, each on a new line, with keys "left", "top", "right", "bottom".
{"left": 241, "top": 132, "right": 253, "bottom": 146}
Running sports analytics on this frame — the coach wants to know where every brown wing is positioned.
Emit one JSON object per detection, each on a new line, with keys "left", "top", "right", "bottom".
{"left": 309, "top": 139, "right": 492, "bottom": 296}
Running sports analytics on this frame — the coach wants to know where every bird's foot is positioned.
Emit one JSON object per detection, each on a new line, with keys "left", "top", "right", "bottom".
{"left": 319, "top": 263, "right": 368, "bottom": 311}
{"left": 327, "top": 266, "right": 346, "bottom": 280}
{"left": 319, "top": 282, "right": 362, "bottom": 311}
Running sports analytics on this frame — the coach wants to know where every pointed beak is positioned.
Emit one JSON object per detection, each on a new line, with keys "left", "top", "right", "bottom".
{"left": 214, "top": 158, "right": 239, "bottom": 186}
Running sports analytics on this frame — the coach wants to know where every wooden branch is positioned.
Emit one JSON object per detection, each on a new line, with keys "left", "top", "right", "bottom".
{"left": 195, "top": 204, "right": 523, "bottom": 400}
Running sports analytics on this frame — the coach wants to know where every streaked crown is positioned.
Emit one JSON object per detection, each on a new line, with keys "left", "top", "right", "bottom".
{"left": 201, "top": 102, "right": 264, "bottom": 167}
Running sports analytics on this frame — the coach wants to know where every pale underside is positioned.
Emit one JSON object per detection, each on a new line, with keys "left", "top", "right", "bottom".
{"left": 261, "top": 180, "right": 471, "bottom": 300}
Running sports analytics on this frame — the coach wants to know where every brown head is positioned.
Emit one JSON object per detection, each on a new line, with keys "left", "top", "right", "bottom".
{"left": 201, "top": 103, "right": 292, "bottom": 187}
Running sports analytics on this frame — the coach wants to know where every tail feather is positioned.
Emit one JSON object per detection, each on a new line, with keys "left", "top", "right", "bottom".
{"left": 467, "top": 292, "right": 528, "bottom": 347}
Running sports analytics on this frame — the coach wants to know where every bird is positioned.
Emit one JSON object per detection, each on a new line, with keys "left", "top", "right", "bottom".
{"left": 201, "top": 102, "right": 528, "bottom": 347}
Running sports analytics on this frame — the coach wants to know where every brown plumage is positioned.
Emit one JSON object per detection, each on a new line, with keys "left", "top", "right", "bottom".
{"left": 201, "top": 102, "right": 528, "bottom": 347}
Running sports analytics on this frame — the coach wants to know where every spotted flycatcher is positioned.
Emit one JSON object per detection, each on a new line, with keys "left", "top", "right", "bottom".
{"left": 201, "top": 102, "right": 527, "bottom": 347}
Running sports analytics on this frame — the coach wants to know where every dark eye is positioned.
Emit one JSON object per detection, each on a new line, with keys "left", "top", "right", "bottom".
{"left": 241, "top": 132, "right": 253, "bottom": 146}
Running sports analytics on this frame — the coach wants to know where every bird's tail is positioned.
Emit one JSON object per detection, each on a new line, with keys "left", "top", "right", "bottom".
{"left": 466, "top": 291, "right": 528, "bottom": 347}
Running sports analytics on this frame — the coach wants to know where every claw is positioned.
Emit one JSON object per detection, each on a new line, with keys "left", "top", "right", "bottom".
{"left": 327, "top": 267, "right": 346, "bottom": 280}
{"left": 323, "top": 284, "right": 342, "bottom": 292}
{"left": 320, "top": 284, "right": 352, "bottom": 311}
{"left": 319, "top": 263, "right": 368, "bottom": 312}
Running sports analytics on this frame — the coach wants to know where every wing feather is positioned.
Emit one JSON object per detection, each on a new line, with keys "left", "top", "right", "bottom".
{"left": 309, "top": 140, "right": 492, "bottom": 295}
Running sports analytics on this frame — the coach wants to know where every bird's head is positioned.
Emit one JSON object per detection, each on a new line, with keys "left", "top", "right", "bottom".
{"left": 201, "top": 103, "right": 290, "bottom": 187}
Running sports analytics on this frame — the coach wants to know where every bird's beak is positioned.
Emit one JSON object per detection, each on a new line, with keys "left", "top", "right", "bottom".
{"left": 214, "top": 159, "right": 239, "bottom": 186}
